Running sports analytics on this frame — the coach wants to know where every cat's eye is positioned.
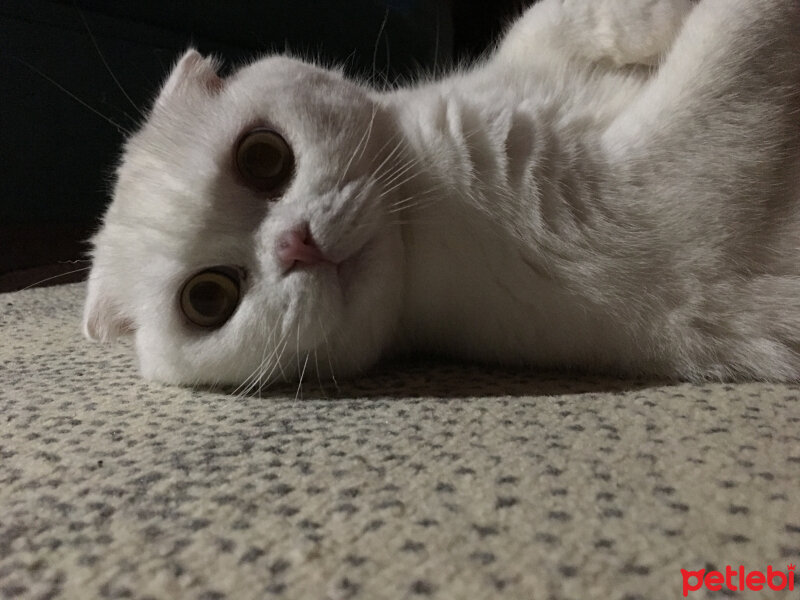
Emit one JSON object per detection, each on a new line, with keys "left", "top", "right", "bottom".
{"left": 235, "top": 128, "right": 294, "bottom": 193}
{"left": 180, "top": 268, "right": 240, "bottom": 329}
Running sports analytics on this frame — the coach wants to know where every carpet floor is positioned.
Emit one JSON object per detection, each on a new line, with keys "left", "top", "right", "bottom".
{"left": 1, "top": 283, "right": 799, "bottom": 600}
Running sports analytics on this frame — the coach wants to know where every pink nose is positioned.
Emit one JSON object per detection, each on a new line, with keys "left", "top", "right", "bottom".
{"left": 276, "top": 224, "right": 327, "bottom": 271}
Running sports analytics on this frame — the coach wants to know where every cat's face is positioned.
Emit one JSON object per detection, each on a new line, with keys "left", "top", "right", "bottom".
{"left": 83, "top": 50, "right": 406, "bottom": 387}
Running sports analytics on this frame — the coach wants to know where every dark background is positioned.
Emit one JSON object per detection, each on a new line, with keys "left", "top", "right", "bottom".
{"left": 0, "top": 0, "right": 528, "bottom": 291}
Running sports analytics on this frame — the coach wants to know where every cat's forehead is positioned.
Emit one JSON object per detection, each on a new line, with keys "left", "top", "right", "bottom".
{"left": 105, "top": 54, "right": 380, "bottom": 238}
{"left": 231, "top": 56, "right": 352, "bottom": 96}
{"left": 146, "top": 55, "right": 369, "bottom": 138}
{"left": 117, "top": 54, "right": 376, "bottom": 190}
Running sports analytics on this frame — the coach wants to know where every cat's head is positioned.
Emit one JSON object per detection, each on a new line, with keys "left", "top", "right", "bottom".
{"left": 83, "top": 50, "right": 407, "bottom": 387}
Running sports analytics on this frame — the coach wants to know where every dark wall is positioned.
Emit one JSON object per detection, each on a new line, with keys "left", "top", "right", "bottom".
{"left": 1, "top": 0, "right": 452, "bottom": 225}
{"left": 452, "top": 0, "right": 530, "bottom": 60}
{"left": 0, "top": 0, "right": 525, "bottom": 290}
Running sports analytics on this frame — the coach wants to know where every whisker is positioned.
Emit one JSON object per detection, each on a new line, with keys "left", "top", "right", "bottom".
{"left": 272, "top": 335, "right": 290, "bottom": 382}
{"left": 378, "top": 171, "right": 424, "bottom": 199}
{"left": 11, "top": 56, "right": 129, "bottom": 134}
{"left": 295, "top": 323, "right": 301, "bottom": 384}
{"left": 388, "top": 218, "right": 448, "bottom": 227}
{"left": 375, "top": 153, "right": 413, "bottom": 185}
{"left": 74, "top": 3, "right": 144, "bottom": 119}
{"left": 246, "top": 335, "right": 291, "bottom": 398}
{"left": 338, "top": 105, "right": 379, "bottom": 188}
{"left": 21, "top": 266, "right": 92, "bottom": 291}
{"left": 318, "top": 315, "right": 340, "bottom": 394}
{"left": 262, "top": 337, "right": 291, "bottom": 389}
{"left": 371, "top": 129, "right": 404, "bottom": 160}
{"left": 388, "top": 183, "right": 440, "bottom": 203}
{"left": 295, "top": 352, "right": 309, "bottom": 401}
{"left": 389, "top": 194, "right": 420, "bottom": 208}
{"left": 371, "top": 8, "right": 390, "bottom": 88}
{"left": 313, "top": 348, "right": 328, "bottom": 398}
{"left": 232, "top": 320, "right": 281, "bottom": 397}
{"left": 377, "top": 159, "right": 421, "bottom": 191}
{"left": 375, "top": 155, "right": 426, "bottom": 193}
{"left": 376, "top": 148, "right": 420, "bottom": 175}
{"left": 355, "top": 105, "right": 379, "bottom": 164}
{"left": 388, "top": 201, "right": 426, "bottom": 215}
{"left": 254, "top": 324, "right": 279, "bottom": 399}
{"left": 387, "top": 189, "right": 441, "bottom": 214}
{"left": 371, "top": 137, "right": 407, "bottom": 178}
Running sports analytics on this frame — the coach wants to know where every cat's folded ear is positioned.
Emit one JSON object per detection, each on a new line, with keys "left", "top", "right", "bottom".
{"left": 156, "top": 48, "right": 224, "bottom": 106}
{"left": 82, "top": 272, "right": 135, "bottom": 343}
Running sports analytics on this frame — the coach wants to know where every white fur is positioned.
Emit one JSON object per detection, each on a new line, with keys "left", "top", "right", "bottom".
{"left": 84, "top": 0, "right": 800, "bottom": 385}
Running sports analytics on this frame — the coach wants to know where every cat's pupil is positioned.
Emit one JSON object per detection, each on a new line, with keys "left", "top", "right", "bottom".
{"left": 180, "top": 269, "right": 240, "bottom": 328}
{"left": 189, "top": 280, "right": 229, "bottom": 318}
{"left": 235, "top": 129, "right": 294, "bottom": 192}
{"left": 245, "top": 142, "right": 284, "bottom": 179}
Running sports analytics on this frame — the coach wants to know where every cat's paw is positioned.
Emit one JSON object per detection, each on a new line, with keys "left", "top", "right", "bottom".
{"left": 498, "top": 0, "right": 695, "bottom": 68}
{"left": 571, "top": 0, "right": 696, "bottom": 66}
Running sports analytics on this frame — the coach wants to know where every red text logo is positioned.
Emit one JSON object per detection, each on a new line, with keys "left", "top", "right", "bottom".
{"left": 681, "top": 564, "right": 795, "bottom": 597}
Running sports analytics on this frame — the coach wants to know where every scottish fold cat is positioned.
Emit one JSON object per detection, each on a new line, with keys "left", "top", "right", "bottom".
{"left": 83, "top": 0, "right": 800, "bottom": 387}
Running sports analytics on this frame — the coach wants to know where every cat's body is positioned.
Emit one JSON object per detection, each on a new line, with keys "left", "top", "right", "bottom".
{"left": 84, "top": 0, "right": 800, "bottom": 386}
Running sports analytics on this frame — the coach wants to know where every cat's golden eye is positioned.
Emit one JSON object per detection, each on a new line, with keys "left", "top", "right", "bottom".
{"left": 180, "top": 268, "right": 240, "bottom": 328}
{"left": 235, "top": 128, "right": 294, "bottom": 193}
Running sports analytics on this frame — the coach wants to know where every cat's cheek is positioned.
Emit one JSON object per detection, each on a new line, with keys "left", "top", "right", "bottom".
{"left": 332, "top": 228, "right": 406, "bottom": 373}
{"left": 132, "top": 318, "right": 211, "bottom": 385}
{"left": 133, "top": 327, "right": 190, "bottom": 385}
{"left": 134, "top": 335, "right": 174, "bottom": 384}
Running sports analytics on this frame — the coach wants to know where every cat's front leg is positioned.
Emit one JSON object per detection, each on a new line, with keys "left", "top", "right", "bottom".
{"left": 497, "top": 0, "right": 695, "bottom": 68}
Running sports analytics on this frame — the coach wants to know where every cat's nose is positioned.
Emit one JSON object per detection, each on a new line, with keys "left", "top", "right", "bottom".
{"left": 276, "top": 223, "right": 327, "bottom": 272}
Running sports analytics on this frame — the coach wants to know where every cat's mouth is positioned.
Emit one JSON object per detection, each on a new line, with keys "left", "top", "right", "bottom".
{"left": 286, "top": 236, "right": 373, "bottom": 301}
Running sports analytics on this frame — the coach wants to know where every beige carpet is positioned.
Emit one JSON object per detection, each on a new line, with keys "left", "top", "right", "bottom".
{"left": 1, "top": 283, "right": 799, "bottom": 600}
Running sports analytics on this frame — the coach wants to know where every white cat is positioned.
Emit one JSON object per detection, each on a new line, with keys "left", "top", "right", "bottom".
{"left": 83, "top": 0, "right": 800, "bottom": 387}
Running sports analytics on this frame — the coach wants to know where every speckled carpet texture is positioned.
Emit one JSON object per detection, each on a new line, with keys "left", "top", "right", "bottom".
{"left": 2, "top": 283, "right": 800, "bottom": 600}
